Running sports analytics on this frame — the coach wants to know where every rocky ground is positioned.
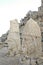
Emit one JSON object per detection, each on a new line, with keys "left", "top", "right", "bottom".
{"left": 0, "top": 47, "right": 43, "bottom": 65}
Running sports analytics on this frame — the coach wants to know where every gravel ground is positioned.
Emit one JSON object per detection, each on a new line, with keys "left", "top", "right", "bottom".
{"left": 0, "top": 47, "right": 20, "bottom": 65}
{"left": 0, "top": 47, "right": 43, "bottom": 65}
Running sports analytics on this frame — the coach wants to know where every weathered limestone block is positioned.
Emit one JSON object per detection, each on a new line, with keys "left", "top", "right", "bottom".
{"left": 22, "top": 18, "right": 42, "bottom": 58}
{"left": 6, "top": 19, "right": 20, "bottom": 56}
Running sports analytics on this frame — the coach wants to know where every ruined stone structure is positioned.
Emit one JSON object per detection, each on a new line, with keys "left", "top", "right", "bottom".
{"left": 6, "top": 19, "right": 20, "bottom": 56}
{"left": 5, "top": 18, "right": 42, "bottom": 58}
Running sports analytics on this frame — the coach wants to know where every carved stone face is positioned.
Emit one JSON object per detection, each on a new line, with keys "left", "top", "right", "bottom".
{"left": 21, "top": 18, "right": 42, "bottom": 57}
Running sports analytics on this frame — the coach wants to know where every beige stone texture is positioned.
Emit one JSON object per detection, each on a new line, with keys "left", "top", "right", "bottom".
{"left": 22, "top": 18, "right": 42, "bottom": 58}
{"left": 6, "top": 19, "right": 20, "bottom": 56}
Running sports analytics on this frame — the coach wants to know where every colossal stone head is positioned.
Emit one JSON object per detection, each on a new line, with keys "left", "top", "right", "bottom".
{"left": 22, "top": 18, "right": 42, "bottom": 58}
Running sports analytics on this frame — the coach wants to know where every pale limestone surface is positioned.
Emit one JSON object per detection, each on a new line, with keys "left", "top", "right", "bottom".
{"left": 22, "top": 18, "right": 42, "bottom": 58}
{"left": 6, "top": 19, "right": 20, "bottom": 56}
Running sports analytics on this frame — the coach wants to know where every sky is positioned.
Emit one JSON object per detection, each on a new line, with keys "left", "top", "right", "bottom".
{"left": 0, "top": 0, "right": 41, "bottom": 37}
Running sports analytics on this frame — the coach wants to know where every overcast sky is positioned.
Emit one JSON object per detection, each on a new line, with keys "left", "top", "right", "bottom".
{"left": 0, "top": 0, "right": 41, "bottom": 37}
